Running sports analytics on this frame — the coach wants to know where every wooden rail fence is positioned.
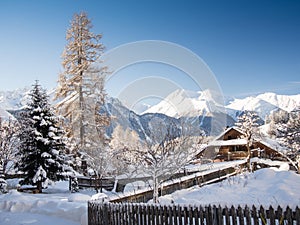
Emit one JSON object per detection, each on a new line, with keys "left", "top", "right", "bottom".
{"left": 88, "top": 202, "right": 300, "bottom": 225}
{"left": 108, "top": 162, "right": 248, "bottom": 203}
{"left": 69, "top": 176, "right": 115, "bottom": 191}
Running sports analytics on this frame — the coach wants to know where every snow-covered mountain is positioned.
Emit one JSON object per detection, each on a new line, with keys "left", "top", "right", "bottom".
{"left": 143, "top": 89, "right": 300, "bottom": 121}
{"left": 0, "top": 87, "right": 56, "bottom": 120}
{"left": 0, "top": 88, "right": 30, "bottom": 110}
{"left": 143, "top": 89, "right": 226, "bottom": 118}
{"left": 0, "top": 87, "right": 299, "bottom": 136}
{"left": 226, "top": 92, "right": 300, "bottom": 120}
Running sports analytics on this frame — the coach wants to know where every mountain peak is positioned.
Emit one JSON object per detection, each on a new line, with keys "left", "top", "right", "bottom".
{"left": 143, "top": 89, "right": 225, "bottom": 118}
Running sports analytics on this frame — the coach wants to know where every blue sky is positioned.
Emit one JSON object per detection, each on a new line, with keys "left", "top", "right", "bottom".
{"left": 0, "top": 0, "right": 299, "bottom": 98}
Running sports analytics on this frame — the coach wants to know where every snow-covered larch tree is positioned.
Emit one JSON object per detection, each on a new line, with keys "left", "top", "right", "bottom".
{"left": 55, "top": 12, "right": 110, "bottom": 153}
{"left": 16, "top": 81, "right": 73, "bottom": 193}
{"left": 235, "top": 111, "right": 260, "bottom": 171}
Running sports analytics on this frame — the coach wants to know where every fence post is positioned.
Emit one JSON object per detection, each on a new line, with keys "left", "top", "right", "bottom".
{"left": 103, "top": 203, "right": 109, "bottom": 225}
{"left": 269, "top": 206, "right": 275, "bottom": 225}
{"left": 259, "top": 205, "right": 267, "bottom": 225}
{"left": 230, "top": 205, "right": 237, "bottom": 225}
{"left": 237, "top": 205, "right": 244, "bottom": 225}
{"left": 243, "top": 205, "right": 249, "bottom": 225}
{"left": 212, "top": 205, "right": 218, "bottom": 225}
{"left": 251, "top": 205, "right": 259, "bottom": 225}
{"left": 276, "top": 206, "right": 283, "bottom": 225}
{"left": 285, "top": 206, "right": 293, "bottom": 225}
{"left": 205, "top": 205, "right": 213, "bottom": 225}
{"left": 295, "top": 206, "right": 300, "bottom": 225}
{"left": 223, "top": 206, "right": 230, "bottom": 225}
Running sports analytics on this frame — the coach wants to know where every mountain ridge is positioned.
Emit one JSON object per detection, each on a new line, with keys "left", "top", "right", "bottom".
{"left": 143, "top": 89, "right": 300, "bottom": 120}
{"left": 0, "top": 88, "right": 299, "bottom": 138}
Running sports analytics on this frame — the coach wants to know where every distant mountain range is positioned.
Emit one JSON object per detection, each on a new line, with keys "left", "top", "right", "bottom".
{"left": 143, "top": 89, "right": 300, "bottom": 121}
{"left": 0, "top": 88, "right": 299, "bottom": 138}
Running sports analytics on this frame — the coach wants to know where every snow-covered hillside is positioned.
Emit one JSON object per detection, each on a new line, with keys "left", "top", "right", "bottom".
{"left": 158, "top": 167, "right": 300, "bottom": 208}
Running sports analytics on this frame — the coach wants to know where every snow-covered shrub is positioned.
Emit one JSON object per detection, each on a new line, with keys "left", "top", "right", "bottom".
{"left": 70, "top": 176, "right": 79, "bottom": 193}
{"left": 0, "top": 178, "right": 8, "bottom": 193}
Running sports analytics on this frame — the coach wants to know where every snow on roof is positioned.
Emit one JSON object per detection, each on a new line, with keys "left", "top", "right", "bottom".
{"left": 209, "top": 138, "right": 247, "bottom": 147}
{"left": 213, "top": 126, "right": 244, "bottom": 141}
{"left": 258, "top": 137, "right": 287, "bottom": 153}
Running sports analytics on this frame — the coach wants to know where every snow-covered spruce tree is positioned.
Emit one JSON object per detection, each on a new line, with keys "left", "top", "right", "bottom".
{"left": 235, "top": 111, "right": 260, "bottom": 171}
{"left": 55, "top": 12, "right": 109, "bottom": 151}
{"left": 16, "top": 81, "right": 73, "bottom": 193}
{"left": 0, "top": 117, "right": 19, "bottom": 176}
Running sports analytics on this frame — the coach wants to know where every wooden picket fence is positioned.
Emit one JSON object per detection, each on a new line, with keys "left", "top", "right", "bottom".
{"left": 88, "top": 202, "right": 300, "bottom": 225}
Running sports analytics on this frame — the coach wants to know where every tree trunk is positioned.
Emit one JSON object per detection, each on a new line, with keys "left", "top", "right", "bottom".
{"left": 79, "top": 80, "right": 84, "bottom": 147}
{"left": 153, "top": 176, "right": 159, "bottom": 203}
{"left": 246, "top": 142, "right": 251, "bottom": 172}
{"left": 37, "top": 181, "right": 43, "bottom": 193}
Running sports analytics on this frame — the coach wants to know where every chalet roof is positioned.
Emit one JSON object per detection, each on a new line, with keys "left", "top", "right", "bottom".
{"left": 214, "top": 126, "right": 244, "bottom": 141}
{"left": 210, "top": 126, "right": 286, "bottom": 153}
{"left": 209, "top": 139, "right": 247, "bottom": 147}
{"left": 258, "top": 138, "right": 287, "bottom": 153}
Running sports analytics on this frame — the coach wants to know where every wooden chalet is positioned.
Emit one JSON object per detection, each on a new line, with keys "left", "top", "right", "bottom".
{"left": 201, "top": 127, "right": 283, "bottom": 161}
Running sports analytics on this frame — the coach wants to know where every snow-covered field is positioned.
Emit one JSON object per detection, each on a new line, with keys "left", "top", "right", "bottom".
{"left": 1, "top": 166, "right": 300, "bottom": 225}
{"left": 157, "top": 167, "right": 300, "bottom": 209}
{"left": 0, "top": 181, "right": 91, "bottom": 225}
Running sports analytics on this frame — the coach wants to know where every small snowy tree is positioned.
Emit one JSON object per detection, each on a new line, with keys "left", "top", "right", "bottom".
{"left": 110, "top": 125, "right": 142, "bottom": 170}
{"left": 278, "top": 110, "right": 300, "bottom": 152}
{"left": 16, "top": 81, "right": 73, "bottom": 193}
{"left": 276, "top": 108, "right": 300, "bottom": 165}
{"left": 235, "top": 111, "right": 260, "bottom": 170}
{"left": 0, "top": 118, "right": 19, "bottom": 176}
{"left": 267, "top": 109, "right": 289, "bottom": 138}
{"left": 131, "top": 121, "right": 203, "bottom": 203}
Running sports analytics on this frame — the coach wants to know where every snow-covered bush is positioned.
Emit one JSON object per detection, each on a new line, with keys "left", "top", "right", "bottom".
{"left": 0, "top": 178, "right": 8, "bottom": 193}
{"left": 70, "top": 176, "right": 79, "bottom": 193}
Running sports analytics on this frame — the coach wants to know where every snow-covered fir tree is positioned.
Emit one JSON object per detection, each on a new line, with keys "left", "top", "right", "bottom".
{"left": 16, "top": 81, "right": 73, "bottom": 193}
{"left": 235, "top": 111, "right": 260, "bottom": 170}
